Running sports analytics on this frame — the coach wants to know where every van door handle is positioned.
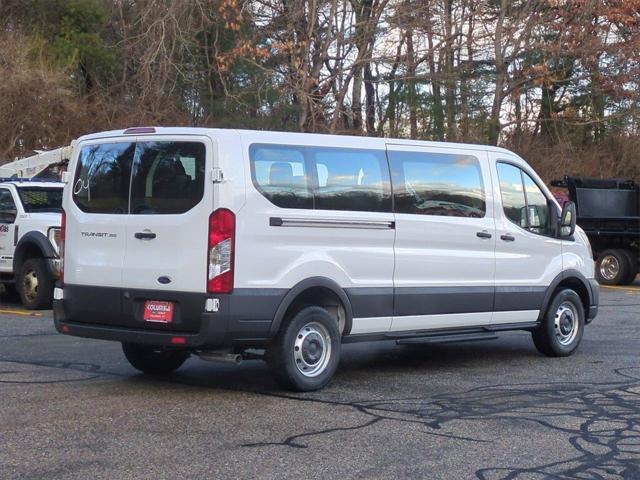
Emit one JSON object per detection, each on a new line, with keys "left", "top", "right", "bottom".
{"left": 500, "top": 234, "right": 516, "bottom": 242}
{"left": 134, "top": 231, "right": 156, "bottom": 240}
{"left": 476, "top": 231, "right": 492, "bottom": 239}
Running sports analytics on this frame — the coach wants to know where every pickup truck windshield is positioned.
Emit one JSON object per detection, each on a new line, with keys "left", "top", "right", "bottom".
{"left": 17, "top": 187, "right": 63, "bottom": 213}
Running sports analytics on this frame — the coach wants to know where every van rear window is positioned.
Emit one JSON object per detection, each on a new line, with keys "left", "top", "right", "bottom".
{"left": 73, "top": 141, "right": 205, "bottom": 215}
{"left": 130, "top": 142, "right": 205, "bottom": 214}
{"left": 73, "top": 142, "right": 135, "bottom": 214}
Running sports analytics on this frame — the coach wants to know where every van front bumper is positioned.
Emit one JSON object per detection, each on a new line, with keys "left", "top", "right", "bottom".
{"left": 53, "top": 285, "right": 286, "bottom": 349}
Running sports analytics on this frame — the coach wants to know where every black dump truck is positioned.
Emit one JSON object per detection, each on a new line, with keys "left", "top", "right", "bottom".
{"left": 552, "top": 176, "right": 639, "bottom": 285}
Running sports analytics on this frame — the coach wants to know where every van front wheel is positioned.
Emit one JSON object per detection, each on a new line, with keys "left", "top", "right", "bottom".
{"left": 532, "top": 289, "right": 584, "bottom": 357}
{"left": 122, "top": 343, "right": 189, "bottom": 374}
{"left": 267, "top": 306, "right": 341, "bottom": 391}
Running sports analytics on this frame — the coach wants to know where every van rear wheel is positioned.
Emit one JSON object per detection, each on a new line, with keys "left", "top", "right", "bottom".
{"left": 532, "top": 289, "right": 584, "bottom": 357}
{"left": 17, "top": 258, "right": 53, "bottom": 310}
{"left": 267, "top": 306, "right": 341, "bottom": 392}
{"left": 122, "top": 343, "right": 189, "bottom": 374}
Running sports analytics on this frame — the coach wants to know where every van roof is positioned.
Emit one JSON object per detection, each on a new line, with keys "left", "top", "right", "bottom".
{"left": 76, "top": 127, "right": 516, "bottom": 156}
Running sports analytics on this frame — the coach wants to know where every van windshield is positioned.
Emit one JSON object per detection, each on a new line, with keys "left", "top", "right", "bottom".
{"left": 18, "top": 187, "right": 63, "bottom": 213}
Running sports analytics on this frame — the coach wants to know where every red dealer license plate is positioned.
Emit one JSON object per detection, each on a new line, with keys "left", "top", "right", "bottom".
{"left": 143, "top": 301, "right": 174, "bottom": 323}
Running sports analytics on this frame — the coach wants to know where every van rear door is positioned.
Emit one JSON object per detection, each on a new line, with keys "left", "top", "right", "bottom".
{"left": 66, "top": 139, "right": 135, "bottom": 322}
{"left": 119, "top": 136, "right": 213, "bottom": 332}
{"left": 66, "top": 135, "right": 213, "bottom": 331}
{"left": 122, "top": 135, "right": 213, "bottom": 293}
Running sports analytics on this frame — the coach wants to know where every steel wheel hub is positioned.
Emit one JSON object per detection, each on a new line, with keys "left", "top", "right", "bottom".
{"left": 293, "top": 322, "right": 332, "bottom": 378}
{"left": 554, "top": 301, "right": 578, "bottom": 346}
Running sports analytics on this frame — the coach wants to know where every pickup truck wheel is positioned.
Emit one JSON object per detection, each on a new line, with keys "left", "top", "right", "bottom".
{"left": 532, "top": 289, "right": 584, "bottom": 357}
{"left": 17, "top": 258, "right": 53, "bottom": 310}
{"left": 122, "top": 343, "right": 189, "bottom": 374}
{"left": 595, "top": 249, "right": 629, "bottom": 285}
{"left": 267, "top": 306, "right": 341, "bottom": 392}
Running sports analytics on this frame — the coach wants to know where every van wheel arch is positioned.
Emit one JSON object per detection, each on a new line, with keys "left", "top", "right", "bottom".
{"left": 538, "top": 270, "right": 591, "bottom": 322}
{"left": 270, "top": 277, "right": 353, "bottom": 337}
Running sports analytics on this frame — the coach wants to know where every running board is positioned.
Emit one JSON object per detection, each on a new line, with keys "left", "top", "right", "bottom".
{"left": 395, "top": 332, "right": 499, "bottom": 345}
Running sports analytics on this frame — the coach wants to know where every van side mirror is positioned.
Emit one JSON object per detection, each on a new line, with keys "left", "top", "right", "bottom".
{"left": 0, "top": 208, "right": 17, "bottom": 224}
{"left": 559, "top": 201, "right": 576, "bottom": 238}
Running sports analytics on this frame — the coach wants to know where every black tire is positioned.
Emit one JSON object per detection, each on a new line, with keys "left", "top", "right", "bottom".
{"left": 595, "top": 249, "right": 629, "bottom": 285}
{"left": 122, "top": 343, "right": 189, "bottom": 374}
{"left": 267, "top": 306, "right": 341, "bottom": 392}
{"left": 16, "top": 258, "right": 53, "bottom": 310}
{"left": 532, "top": 289, "right": 584, "bottom": 357}
{"left": 620, "top": 249, "right": 638, "bottom": 285}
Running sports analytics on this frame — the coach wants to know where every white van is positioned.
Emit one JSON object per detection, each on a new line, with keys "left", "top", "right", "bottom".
{"left": 54, "top": 127, "right": 599, "bottom": 391}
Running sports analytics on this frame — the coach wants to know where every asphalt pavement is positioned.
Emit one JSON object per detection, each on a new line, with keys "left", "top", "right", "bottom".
{"left": 1, "top": 284, "right": 639, "bottom": 479}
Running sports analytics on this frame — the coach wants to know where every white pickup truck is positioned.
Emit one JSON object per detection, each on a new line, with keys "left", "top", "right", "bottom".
{"left": 0, "top": 181, "right": 63, "bottom": 309}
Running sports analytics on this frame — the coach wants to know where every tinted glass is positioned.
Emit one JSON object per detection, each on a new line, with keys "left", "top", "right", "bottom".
{"left": 389, "top": 151, "right": 485, "bottom": 217}
{"left": 73, "top": 143, "right": 135, "bottom": 214}
{"left": 523, "top": 171, "right": 552, "bottom": 235}
{"left": 18, "top": 187, "right": 63, "bottom": 213}
{"left": 497, "top": 163, "right": 527, "bottom": 227}
{"left": 313, "top": 148, "right": 391, "bottom": 212}
{"left": 498, "top": 162, "right": 553, "bottom": 236}
{"left": 130, "top": 142, "right": 206, "bottom": 214}
{"left": 250, "top": 146, "right": 312, "bottom": 209}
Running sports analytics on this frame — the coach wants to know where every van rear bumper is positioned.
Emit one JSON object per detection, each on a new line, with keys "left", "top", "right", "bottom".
{"left": 53, "top": 285, "right": 287, "bottom": 349}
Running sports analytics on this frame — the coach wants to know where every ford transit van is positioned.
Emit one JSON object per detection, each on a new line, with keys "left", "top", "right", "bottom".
{"left": 54, "top": 128, "right": 599, "bottom": 391}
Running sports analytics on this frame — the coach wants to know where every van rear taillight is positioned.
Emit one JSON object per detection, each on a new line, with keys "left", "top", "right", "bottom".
{"left": 59, "top": 209, "right": 66, "bottom": 284}
{"left": 207, "top": 209, "right": 235, "bottom": 293}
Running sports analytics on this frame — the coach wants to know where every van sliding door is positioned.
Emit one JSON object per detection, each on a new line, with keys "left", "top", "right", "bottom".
{"left": 387, "top": 144, "right": 496, "bottom": 332}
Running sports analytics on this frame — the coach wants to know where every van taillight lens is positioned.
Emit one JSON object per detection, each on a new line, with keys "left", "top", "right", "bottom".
{"left": 208, "top": 209, "right": 235, "bottom": 293}
{"left": 59, "top": 209, "right": 66, "bottom": 284}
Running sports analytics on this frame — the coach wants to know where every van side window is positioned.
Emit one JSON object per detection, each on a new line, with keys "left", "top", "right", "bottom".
{"left": 73, "top": 143, "right": 135, "bottom": 214}
{"left": 130, "top": 142, "right": 206, "bottom": 214}
{"left": 389, "top": 151, "right": 486, "bottom": 218}
{"left": 249, "top": 145, "right": 391, "bottom": 212}
{"left": 497, "top": 162, "right": 553, "bottom": 236}
{"left": 497, "top": 163, "right": 527, "bottom": 226}
{"left": 250, "top": 146, "right": 312, "bottom": 209}
{"left": 313, "top": 149, "right": 391, "bottom": 212}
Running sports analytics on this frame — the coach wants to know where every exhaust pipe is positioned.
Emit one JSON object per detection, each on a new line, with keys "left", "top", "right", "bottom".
{"left": 197, "top": 350, "right": 242, "bottom": 365}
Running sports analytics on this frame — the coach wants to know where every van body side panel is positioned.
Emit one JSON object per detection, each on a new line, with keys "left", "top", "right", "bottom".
{"left": 211, "top": 130, "right": 246, "bottom": 213}
{"left": 561, "top": 227, "right": 595, "bottom": 281}
{"left": 235, "top": 133, "right": 395, "bottom": 334}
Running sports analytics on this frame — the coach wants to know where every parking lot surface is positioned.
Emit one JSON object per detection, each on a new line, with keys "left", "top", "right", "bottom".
{"left": 1, "top": 284, "right": 639, "bottom": 479}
